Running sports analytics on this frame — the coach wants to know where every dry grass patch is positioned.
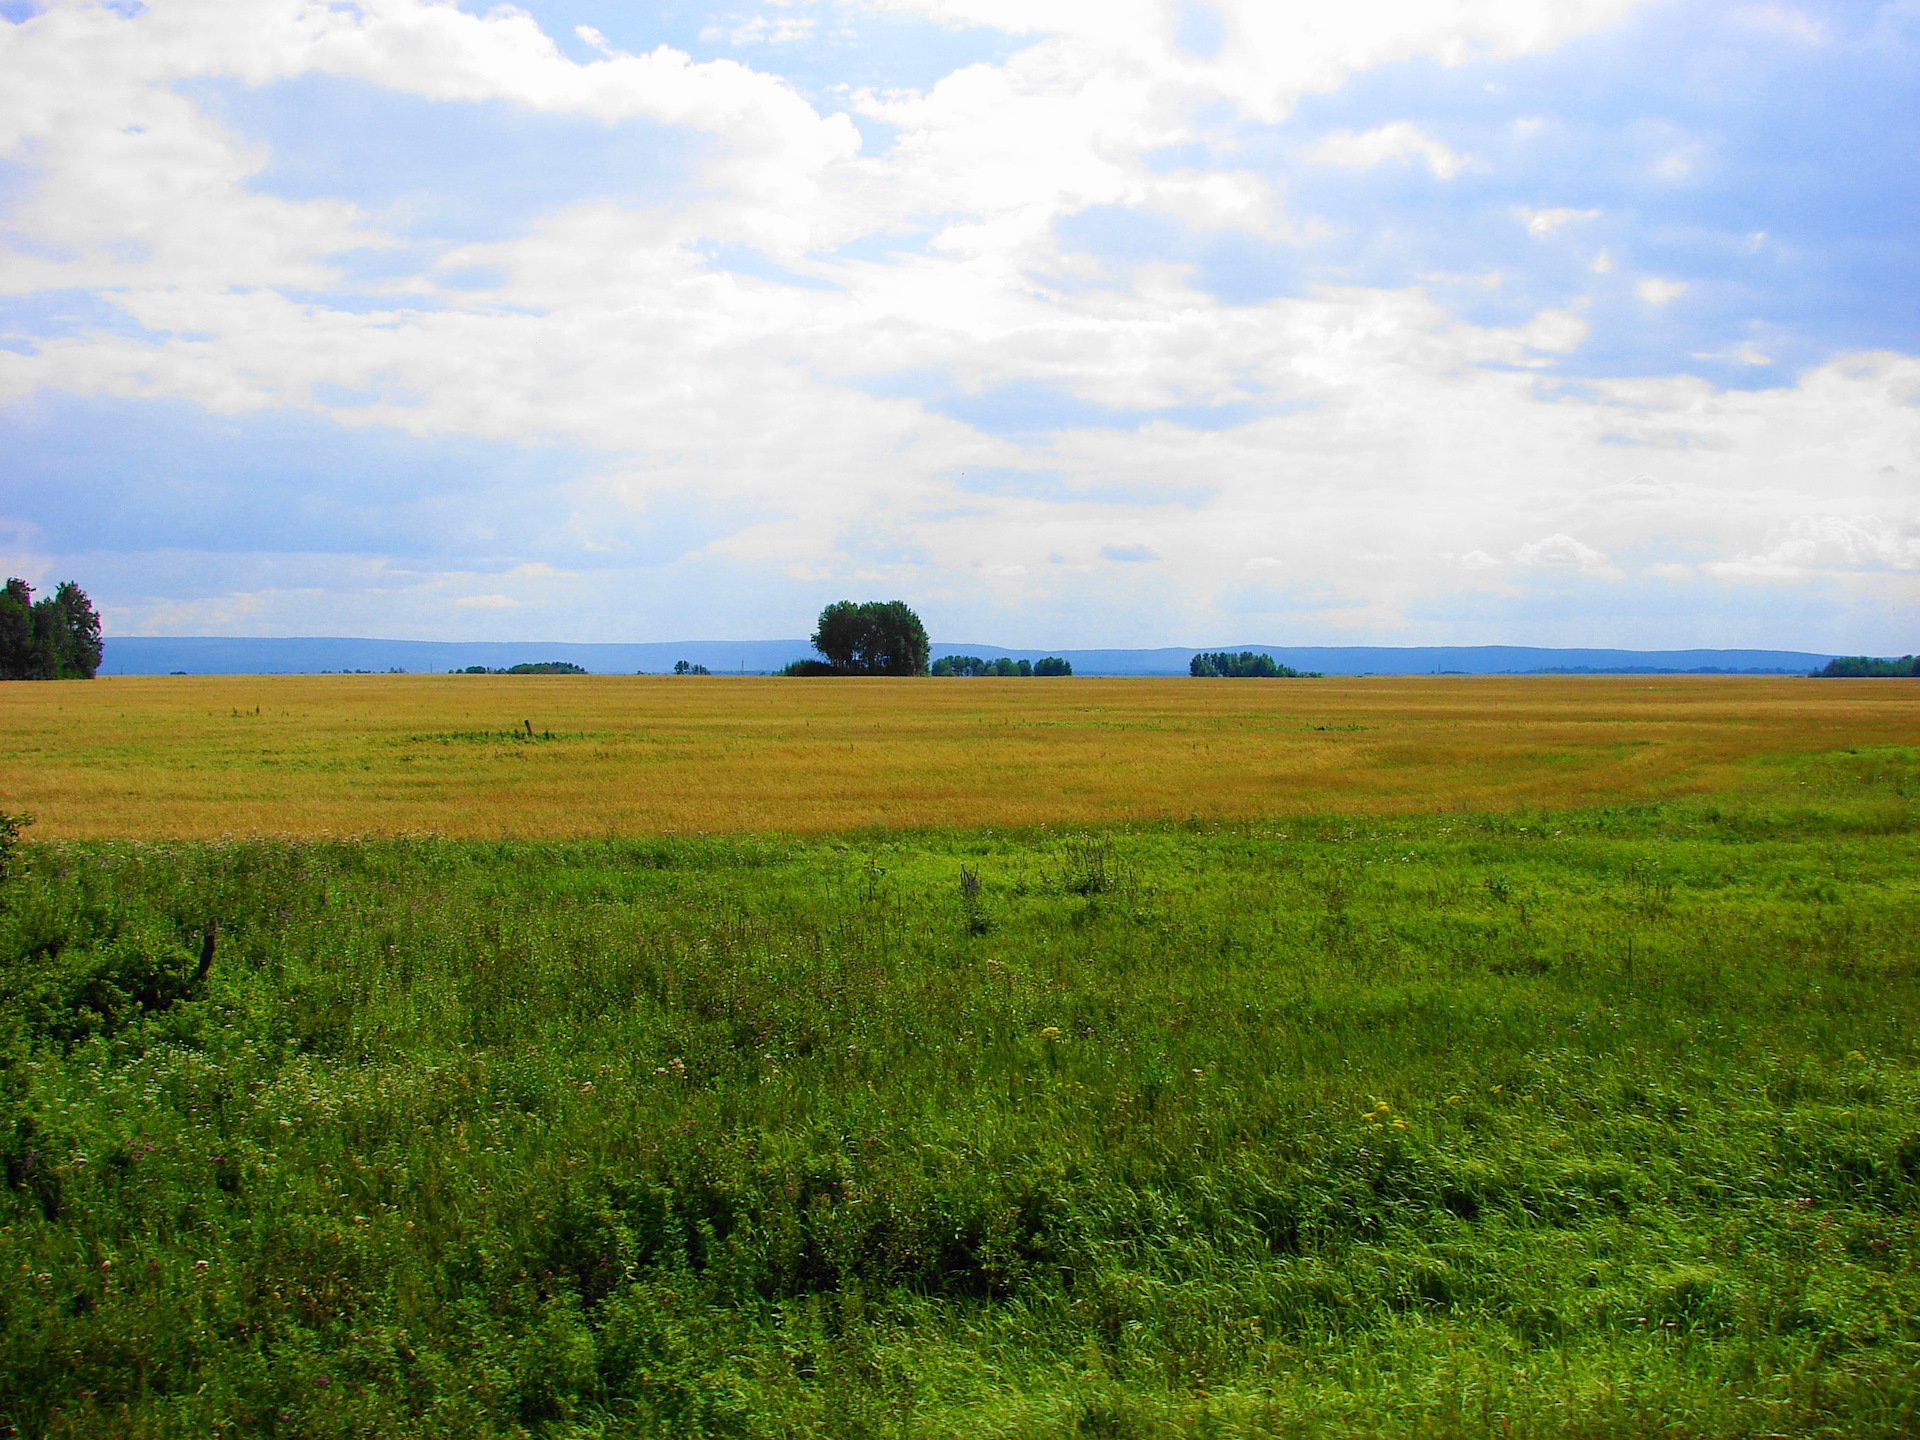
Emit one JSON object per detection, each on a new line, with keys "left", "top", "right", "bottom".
{"left": 2, "top": 672, "right": 1915, "bottom": 837}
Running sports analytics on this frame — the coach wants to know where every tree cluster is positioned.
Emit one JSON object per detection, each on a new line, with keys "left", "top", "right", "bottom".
{"left": 1189, "top": 650, "right": 1317, "bottom": 678}
{"left": 672, "top": 661, "right": 712, "bottom": 675}
{"left": 1, "top": 579, "right": 103, "bottom": 680}
{"left": 932, "top": 655, "right": 1072, "bottom": 676}
{"left": 458, "top": 662, "right": 586, "bottom": 675}
{"left": 800, "top": 601, "right": 930, "bottom": 676}
{"left": 1816, "top": 655, "right": 1918, "bottom": 677}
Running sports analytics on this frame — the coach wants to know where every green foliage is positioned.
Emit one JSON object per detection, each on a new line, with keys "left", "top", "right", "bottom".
{"left": 671, "top": 660, "right": 712, "bottom": 676}
{"left": 779, "top": 658, "right": 835, "bottom": 676}
{"left": 810, "top": 600, "right": 930, "bottom": 675}
{"left": 1818, "top": 655, "right": 1919, "bottom": 677}
{"left": 2, "top": 763, "right": 1919, "bottom": 1435}
{"left": 459, "top": 662, "right": 588, "bottom": 675}
{"left": 932, "top": 655, "right": 1071, "bottom": 676}
{"left": 1190, "top": 650, "right": 1317, "bottom": 678}
{"left": 0, "top": 578, "right": 103, "bottom": 681}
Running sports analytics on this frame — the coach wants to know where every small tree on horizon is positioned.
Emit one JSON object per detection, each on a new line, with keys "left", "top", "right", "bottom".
{"left": 810, "top": 600, "right": 930, "bottom": 676}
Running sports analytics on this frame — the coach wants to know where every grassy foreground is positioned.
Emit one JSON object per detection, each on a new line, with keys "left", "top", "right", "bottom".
{"left": 2, "top": 747, "right": 1918, "bottom": 1436}
{"left": 5, "top": 673, "right": 1919, "bottom": 837}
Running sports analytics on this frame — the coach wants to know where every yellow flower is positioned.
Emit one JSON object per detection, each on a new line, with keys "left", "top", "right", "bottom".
{"left": 1491, "top": 1084, "right": 1503, "bottom": 1093}
{"left": 1375, "top": 1102, "right": 1391, "bottom": 1113}
{"left": 1392, "top": 1117, "right": 1407, "bottom": 1129}
{"left": 1039, "top": 1026, "right": 1062, "bottom": 1040}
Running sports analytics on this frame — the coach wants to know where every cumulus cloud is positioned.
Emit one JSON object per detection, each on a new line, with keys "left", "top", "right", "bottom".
{"left": 1512, "top": 533, "right": 1620, "bottom": 579}
{"left": 2, "top": 0, "right": 1916, "bottom": 650}
{"left": 1304, "top": 122, "right": 1466, "bottom": 179}
{"left": 1637, "top": 277, "right": 1690, "bottom": 305}
{"left": 1519, "top": 206, "right": 1599, "bottom": 236}
{"left": 1705, "top": 516, "right": 1920, "bottom": 579}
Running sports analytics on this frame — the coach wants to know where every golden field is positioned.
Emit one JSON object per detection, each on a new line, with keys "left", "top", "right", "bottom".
{"left": 1, "top": 672, "right": 1915, "bottom": 838}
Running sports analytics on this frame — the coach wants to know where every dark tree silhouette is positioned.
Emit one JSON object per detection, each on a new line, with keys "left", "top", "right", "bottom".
{"left": 810, "top": 601, "right": 930, "bottom": 675}
{"left": 0, "top": 579, "right": 103, "bottom": 680}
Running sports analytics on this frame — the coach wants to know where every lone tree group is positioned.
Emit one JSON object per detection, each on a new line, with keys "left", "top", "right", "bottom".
{"left": 787, "top": 601, "right": 1072, "bottom": 677}
{"left": 1, "top": 579, "right": 102, "bottom": 680}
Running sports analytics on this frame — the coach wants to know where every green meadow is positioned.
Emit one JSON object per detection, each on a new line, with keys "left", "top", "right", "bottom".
{"left": 2, "top": 745, "right": 1918, "bottom": 1437}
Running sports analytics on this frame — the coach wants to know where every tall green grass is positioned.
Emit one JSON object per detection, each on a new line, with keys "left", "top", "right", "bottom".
{"left": 2, "top": 749, "right": 1918, "bottom": 1437}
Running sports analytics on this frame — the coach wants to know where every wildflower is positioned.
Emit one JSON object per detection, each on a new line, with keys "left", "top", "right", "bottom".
{"left": 1375, "top": 1102, "right": 1390, "bottom": 1113}
{"left": 1491, "top": 1085, "right": 1503, "bottom": 1093}
{"left": 1039, "top": 1026, "right": 1062, "bottom": 1040}
{"left": 1392, "top": 1117, "right": 1406, "bottom": 1129}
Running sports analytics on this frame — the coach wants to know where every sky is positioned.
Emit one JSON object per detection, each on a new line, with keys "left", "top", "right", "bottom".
{"left": 0, "top": 0, "right": 1916, "bottom": 650}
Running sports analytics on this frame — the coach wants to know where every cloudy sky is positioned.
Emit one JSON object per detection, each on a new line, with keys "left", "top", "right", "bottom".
{"left": 1, "top": 0, "right": 1915, "bottom": 649}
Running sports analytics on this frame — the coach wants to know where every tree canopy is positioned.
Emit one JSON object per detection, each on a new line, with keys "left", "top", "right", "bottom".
{"left": 1815, "top": 655, "right": 1918, "bottom": 677}
{"left": 1189, "top": 651, "right": 1317, "bottom": 678}
{"left": 458, "top": 662, "right": 586, "bottom": 675}
{"left": 0, "top": 579, "right": 103, "bottom": 680}
{"left": 808, "top": 601, "right": 930, "bottom": 676}
{"left": 931, "top": 655, "right": 1073, "bottom": 676}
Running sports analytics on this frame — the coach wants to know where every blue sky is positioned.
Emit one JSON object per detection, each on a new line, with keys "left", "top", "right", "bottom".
{"left": 0, "top": 0, "right": 1915, "bottom": 648}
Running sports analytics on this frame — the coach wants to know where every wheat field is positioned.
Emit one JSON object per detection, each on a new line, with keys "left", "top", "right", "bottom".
{"left": 3, "top": 672, "right": 1915, "bottom": 837}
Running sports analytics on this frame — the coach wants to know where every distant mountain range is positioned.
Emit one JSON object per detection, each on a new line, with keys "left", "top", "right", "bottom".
{"left": 98, "top": 637, "right": 1837, "bottom": 677}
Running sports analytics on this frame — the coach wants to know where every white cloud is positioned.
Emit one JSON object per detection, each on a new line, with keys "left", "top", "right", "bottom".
{"left": 1519, "top": 206, "right": 1598, "bottom": 236}
{"left": 1637, "top": 277, "right": 1689, "bottom": 305}
{"left": 1691, "top": 342, "right": 1772, "bottom": 365}
{"left": 1705, "top": 516, "right": 1920, "bottom": 579}
{"left": 1513, "top": 533, "right": 1620, "bottom": 577}
{"left": 708, "top": 14, "right": 819, "bottom": 45}
{"left": 7, "top": 0, "right": 1919, "bottom": 649}
{"left": 1304, "top": 122, "right": 1466, "bottom": 179}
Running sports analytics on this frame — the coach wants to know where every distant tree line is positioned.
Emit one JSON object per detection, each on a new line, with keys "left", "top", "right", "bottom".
{"left": 932, "top": 655, "right": 1072, "bottom": 676}
{"left": 672, "top": 660, "right": 712, "bottom": 675}
{"left": 1189, "top": 651, "right": 1319, "bottom": 678}
{"left": 458, "top": 662, "right": 586, "bottom": 675}
{"left": 1815, "top": 655, "right": 1918, "bottom": 677}
{"left": 1, "top": 579, "right": 103, "bottom": 680}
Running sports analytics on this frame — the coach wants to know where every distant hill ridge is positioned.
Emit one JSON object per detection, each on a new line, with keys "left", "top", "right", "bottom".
{"left": 98, "top": 637, "right": 1836, "bottom": 677}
